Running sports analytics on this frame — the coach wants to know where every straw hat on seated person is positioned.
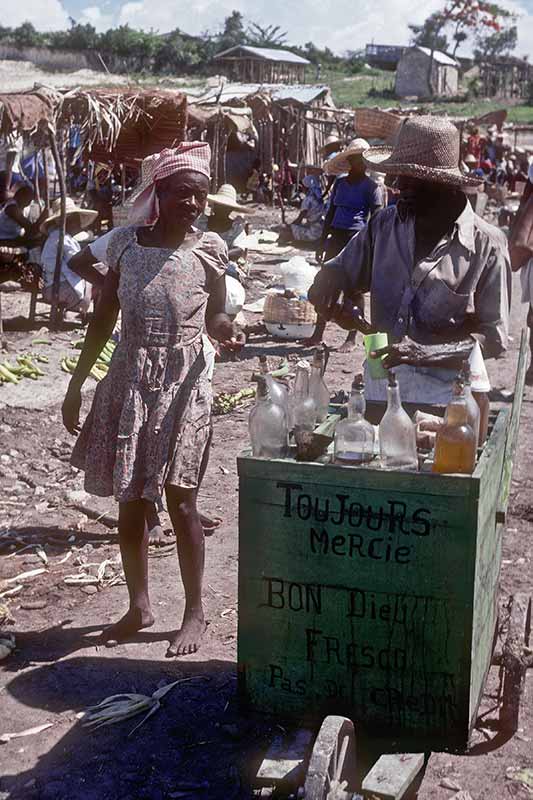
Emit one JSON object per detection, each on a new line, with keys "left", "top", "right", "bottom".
{"left": 323, "top": 138, "right": 370, "bottom": 175}
{"left": 41, "top": 196, "right": 98, "bottom": 234}
{"left": 362, "top": 116, "right": 483, "bottom": 188}
{"left": 207, "top": 184, "right": 252, "bottom": 214}
{"left": 320, "top": 133, "right": 342, "bottom": 158}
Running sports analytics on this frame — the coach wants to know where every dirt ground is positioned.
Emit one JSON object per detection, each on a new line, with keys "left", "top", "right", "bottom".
{"left": 0, "top": 223, "right": 532, "bottom": 799}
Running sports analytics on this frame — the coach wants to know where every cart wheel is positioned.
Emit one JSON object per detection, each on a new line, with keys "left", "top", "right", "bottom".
{"left": 500, "top": 593, "right": 533, "bottom": 734}
{"left": 303, "top": 716, "right": 356, "bottom": 800}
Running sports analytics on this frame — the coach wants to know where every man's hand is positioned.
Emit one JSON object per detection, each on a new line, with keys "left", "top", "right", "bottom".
{"left": 62, "top": 382, "right": 82, "bottom": 435}
{"left": 372, "top": 337, "right": 427, "bottom": 369}
{"left": 308, "top": 267, "right": 346, "bottom": 320}
{"left": 372, "top": 336, "right": 474, "bottom": 370}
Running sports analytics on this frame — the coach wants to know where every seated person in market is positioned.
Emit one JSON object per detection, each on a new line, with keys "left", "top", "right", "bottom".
{"left": 62, "top": 143, "right": 244, "bottom": 655}
{"left": 0, "top": 185, "right": 46, "bottom": 247}
{"left": 311, "top": 138, "right": 384, "bottom": 352}
{"left": 200, "top": 183, "right": 253, "bottom": 261}
{"left": 309, "top": 116, "right": 509, "bottom": 419}
{"left": 40, "top": 197, "right": 97, "bottom": 315}
{"left": 281, "top": 174, "right": 324, "bottom": 245}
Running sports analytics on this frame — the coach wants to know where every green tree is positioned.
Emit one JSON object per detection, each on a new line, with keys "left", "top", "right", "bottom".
{"left": 247, "top": 23, "right": 288, "bottom": 48}
{"left": 474, "top": 24, "right": 518, "bottom": 60}
{"left": 218, "top": 10, "right": 247, "bottom": 51}
{"left": 12, "top": 22, "right": 44, "bottom": 48}
{"left": 409, "top": 15, "right": 449, "bottom": 52}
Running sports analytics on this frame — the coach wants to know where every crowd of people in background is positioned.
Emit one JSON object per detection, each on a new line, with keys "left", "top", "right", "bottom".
{"left": 463, "top": 124, "right": 530, "bottom": 190}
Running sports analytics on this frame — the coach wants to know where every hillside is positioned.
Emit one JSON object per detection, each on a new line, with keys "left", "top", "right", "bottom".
{"left": 0, "top": 57, "right": 532, "bottom": 124}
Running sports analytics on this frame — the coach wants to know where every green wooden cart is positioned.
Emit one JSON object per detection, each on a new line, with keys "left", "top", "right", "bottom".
{"left": 238, "top": 336, "right": 531, "bottom": 799}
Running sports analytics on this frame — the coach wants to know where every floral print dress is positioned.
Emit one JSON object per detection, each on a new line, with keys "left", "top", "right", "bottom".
{"left": 71, "top": 226, "right": 227, "bottom": 503}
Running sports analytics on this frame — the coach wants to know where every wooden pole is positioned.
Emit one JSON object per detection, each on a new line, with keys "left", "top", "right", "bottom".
{"left": 120, "top": 162, "right": 126, "bottom": 205}
{"left": 43, "top": 148, "right": 50, "bottom": 213}
{"left": 48, "top": 128, "right": 67, "bottom": 328}
{"left": 34, "top": 152, "right": 41, "bottom": 205}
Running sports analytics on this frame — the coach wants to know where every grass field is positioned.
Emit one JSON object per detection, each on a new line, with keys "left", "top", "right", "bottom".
{"left": 324, "top": 67, "right": 533, "bottom": 124}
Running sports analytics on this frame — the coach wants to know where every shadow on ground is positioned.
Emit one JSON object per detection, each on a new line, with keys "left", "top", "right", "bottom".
{"left": 1, "top": 647, "right": 274, "bottom": 800}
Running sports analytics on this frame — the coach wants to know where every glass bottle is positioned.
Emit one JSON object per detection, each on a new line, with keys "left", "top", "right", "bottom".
{"left": 309, "top": 347, "right": 330, "bottom": 423}
{"left": 289, "top": 362, "right": 316, "bottom": 434}
{"left": 473, "top": 390, "right": 490, "bottom": 446}
{"left": 259, "top": 355, "right": 288, "bottom": 414}
{"left": 249, "top": 376, "right": 288, "bottom": 458}
{"left": 334, "top": 374, "right": 375, "bottom": 465}
{"left": 459, "top": 364, "right": 481, "bottom": 447}
{"left": 379, "top": 371, "right": 418, "bottom": 470}
{"left": 433, "top": 382, "right": 476, "bottom": 475}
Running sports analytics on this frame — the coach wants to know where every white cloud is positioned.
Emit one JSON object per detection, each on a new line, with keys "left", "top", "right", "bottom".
{"left": 3, "top": 0, "right": 70, "bottom": 30}
{"left": 78, "top": 5, "right": 115, "bottom": 30}
{"left": 7, "top": 0, "right": 533, "bottom": 60}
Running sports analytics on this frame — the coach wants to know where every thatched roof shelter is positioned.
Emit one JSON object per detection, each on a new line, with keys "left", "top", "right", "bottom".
{"left": 0, "top": 88, "right": 58, "bottom": 137}
{"left": 58, "top": 88, "right": 188, "bottom": 167}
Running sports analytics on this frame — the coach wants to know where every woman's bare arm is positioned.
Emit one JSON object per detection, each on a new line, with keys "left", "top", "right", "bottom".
{"left": 62, "top": 269, "right": 119, "bottom": 433}
{"left": 69, "top": 247, "right": 106, "bottom": 288}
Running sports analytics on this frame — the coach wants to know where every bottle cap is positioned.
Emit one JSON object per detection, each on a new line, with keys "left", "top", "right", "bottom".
{"left": 352, "top": 373, "right": 365, "bottom": 391}
{"left": 256, "top": 375, "right": 268, "bottom": 397}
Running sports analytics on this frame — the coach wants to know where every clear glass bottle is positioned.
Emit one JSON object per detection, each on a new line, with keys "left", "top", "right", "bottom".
{"left": 309, "top": 347, "right": 330, "bottom": 423}
{"left": 379, "top": 371, "right": 418, "bottom": 470}
{"left": 289, "top": 362, "right": 316, "bottom": 434}
{"left": 249, "top": 376, "right": 288, "bottom": 458}
{"left": 433, "top": 381, "right": 477, "bottom": 475}
{"left": 259, "top": 355, "right": 288, "bottom": 415}
{"left": 460, "top": 364, "right": 481, "bottom": 447}
{"left": 334, "top": 374, "right": 375, "bottom": 465}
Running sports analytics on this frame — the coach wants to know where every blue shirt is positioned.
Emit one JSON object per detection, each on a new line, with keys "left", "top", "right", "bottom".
{"left": 330, "top": 175, "right": 383, "bottom": 232}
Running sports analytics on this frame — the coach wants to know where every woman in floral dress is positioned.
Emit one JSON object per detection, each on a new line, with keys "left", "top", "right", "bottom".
{"left": 62, "top": 143, "right": 242, "bottom": 656}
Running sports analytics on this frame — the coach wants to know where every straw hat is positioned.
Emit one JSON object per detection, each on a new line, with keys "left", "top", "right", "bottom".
{"left": 323, "top": 138, "right": 370, "bottom": 176}
{"left": 319, "top": 133, "right": 342, "bottom": 157}
{"left": 207, "top": 184, "right": 252, "bottom": 214}
{"left": 363, "top": 116, "right": 483, "bottom": 188}
{"left": 42, "top": 197, "right": 97, "bottom": 233}
{"left": 464, "top": 153, "right": 478, "bottom": 165}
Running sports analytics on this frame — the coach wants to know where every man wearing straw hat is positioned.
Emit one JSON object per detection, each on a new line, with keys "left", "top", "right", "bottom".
{"left": 309, "top": 116, "right": 509, "bottom": 411}
{"left": 311, "top": 138, "right": 384, "bottom": 352}
{"left": 40, "top": 196, "right": 98, "bottom": 313}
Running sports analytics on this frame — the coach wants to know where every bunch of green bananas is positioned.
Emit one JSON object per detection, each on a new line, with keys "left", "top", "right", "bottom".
{"left": 0, "top": 353, "right": 47, "bottom": 385}
{"left": 213, "top": 387, "right": 256, "bottom": 415}
{"left": 62, "top": 338, "right": 117, "bottom": 382}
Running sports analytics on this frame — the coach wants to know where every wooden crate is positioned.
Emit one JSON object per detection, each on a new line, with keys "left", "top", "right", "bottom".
{"left": 237, "top": 338, "right": 527, "bottom": 752}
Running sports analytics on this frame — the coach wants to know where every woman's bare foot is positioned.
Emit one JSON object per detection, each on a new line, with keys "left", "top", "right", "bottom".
{"left": 148, "top": 524, "right": 174, "bottom": 547}
{"left": 337, "top": 338, "right": 357, "bottom": 354}
{"left": 101, "top": 607, "right": 155, "bottom": 646}
{"left": 166, "top": 609, "right": 207, "bottom": 657}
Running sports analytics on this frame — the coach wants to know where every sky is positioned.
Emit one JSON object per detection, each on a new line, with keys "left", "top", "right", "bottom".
{"left": 4, "top": 0, "right": 533, "bottom": 58}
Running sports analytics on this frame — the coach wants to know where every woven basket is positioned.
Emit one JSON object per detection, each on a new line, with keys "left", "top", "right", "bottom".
{"left": 263, "top": 291, "right": 317, "bottom": 326}
{"left": 355, "top": 108, "right": 402, "bottom": 143}
{"left": 112, "top": 202, "right": 133, "bottom": 227}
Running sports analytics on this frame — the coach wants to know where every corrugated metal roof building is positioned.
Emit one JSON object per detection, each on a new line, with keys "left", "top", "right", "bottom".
{"left": 213, "top": 45, "right": 310, "bottom": 84}
{"left": 395, "top": 46, "right": 459, "bottom": 99}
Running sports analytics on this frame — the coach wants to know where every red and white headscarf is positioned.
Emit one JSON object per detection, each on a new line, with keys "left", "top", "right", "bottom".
{"left": 129, "top": 142, "right": 211, "bottom": 225}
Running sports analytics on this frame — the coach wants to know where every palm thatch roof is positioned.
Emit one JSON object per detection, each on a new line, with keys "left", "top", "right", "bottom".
{"left": 58, "top": 88, "right": 188, "bottom": 166}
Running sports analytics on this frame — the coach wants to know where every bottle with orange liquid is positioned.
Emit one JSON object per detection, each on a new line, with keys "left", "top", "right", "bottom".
{"left": 433, "top": 378, "right": 477, "bottom": 475}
